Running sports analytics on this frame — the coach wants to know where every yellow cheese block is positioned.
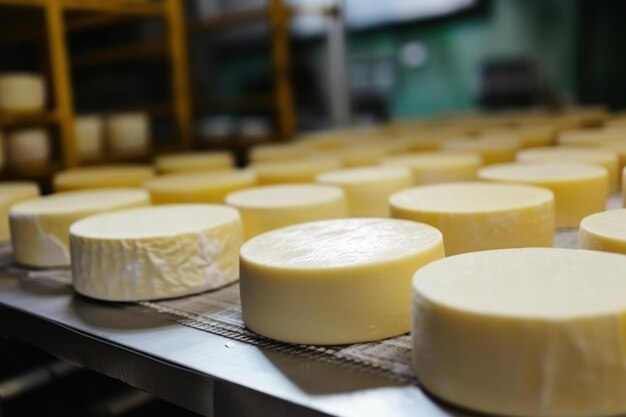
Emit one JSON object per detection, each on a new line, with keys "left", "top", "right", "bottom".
{"left": 6, "top": 128, "right": 50, "bottom": 168}
{"left": 412, "top": 248, "right": 626, "bottom": 417}
{"left": 517, "top": 146, "right": 619, "bottom": 192}
{"left": 75, "top": 116, "right": 104, "bottom": 162}
{"left": 380, "top": 151, "right": 481, "bottom": 185}
{"left": 106, "top": 112, "right": 150, "bottom": 155}
{"left": 250, "top": 158, "right": 341, "bottom": 184}
{"left": 154, "top": 151, "right": 234, "bottom": 174}
{"left": 0, "top": 73, "right": 45, "bottom": 111}
{"left": 70, "top": 204, "right": 243, "bottom": 301}
{"left": 240, "top": 218, "right": 444, "bottom": 345}
{"left": 441, "top": 136, "right": 521, "bottom": 165}
{"left": 579, "top": 209, "right": 626, "bottom": 254}
{"left": 10, "top": 189, "right": 150, "bottom": 267}
{"left": 226, "top": 184, "right": 348, "bottom": 239}
{"left": 53, "top": 165, "right": 155, "bottom": 192}
{"left": 316, "top": 166, "right": 412, "bottom": 217}
{"left": 390, "top": 182, "right": 554, "bottom": 255}
{"left": 0, "top": 182, "right": 39, "bottom": 241}
{"left": 144, "top": 170, "right": 257, "bottom": 204}
{"left": 479, "top": 162, "right": 608, "bottom": 227}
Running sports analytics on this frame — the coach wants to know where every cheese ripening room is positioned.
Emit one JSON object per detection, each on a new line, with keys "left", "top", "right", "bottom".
{"left": 1, "top": 1, "right": 625, "bottom": 416}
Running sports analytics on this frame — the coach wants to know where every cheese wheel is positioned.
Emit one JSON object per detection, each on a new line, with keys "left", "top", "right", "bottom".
{"left": 240, "top": 218, "right": 444, "bottom": 345}
{"left": 144, "top": 170, "right": 256, "bottom": 204}
{"left": 316, "top": 166, "right": 412, "bottom": 217}
{"left": 106, "top": 112, "right": 149, "bottom": 155}
{"left": 335, "top": 144, "right": 388, "bottom": 167}
{"left": 412, "top": 248, "right": 626, "bottom": 417}
{"left": 0, "top": 182, "right": 39, "bottom": 241}
{"left": 70, "top": 204, "right": 243, "bottom": 301}
{"left": 53, "top": 165, "right": 155, "bottom": 192}
{"left": 225, "top": 184, "right": 348, "bottom": 239}
{"left": 75, "top": 116, "right": 104, "bottom": 161}
{"left": 251, "top": 158, "right": 341, "bottom": 184}
{"left": 249, "top": 143, "right": 307, "bottom": 163}
{"left": 6, "top": 128, "right": 50, "bottom": 168}
{"left": 390, "top": 182, "right": 554, "bottom": 255}
{"left": 380, "top": 152, "right": 481, "bottom": 185}
{"left": 479, "top": 162, "right": 608, "bottom": 228}
{"left": 9, "top": 189, "right": 150, "bottom": 267}
{"left": 0, "top": 73, "right": 45, "bottom": 112}
{"left": 441, "top": 136, "right": 520, "bottom": 165}
{"left": 579, "top": 209, "right": 626, "bottom": 254}
{"left": 154, "top": 151, "right": 234, "bottom": 174}
{"left": 517, "top": 146, "right": 619, "bottom": 192}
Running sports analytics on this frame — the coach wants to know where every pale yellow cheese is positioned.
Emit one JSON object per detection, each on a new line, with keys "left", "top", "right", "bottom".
{"left": 413, "top": 247, "right": 626, "bottom": 417}
{"left": 390, "top": 182, "right": 554, "bottom": 255}
{"left": 74, "top": 116, "right": 104, "bottom": 161}
{"left": 154, "top": 151, "right": 234, "bottom": 174}
{"left": 0, "top": 73, "right": 45, "bottom": 111}
{"left": 6, "top": 128, "right": 50, "bottom": 168}
{"left": 579, "top": 209, "right": 626, "bottom": 254}
{"left": 250, "top": 158, "right": 341, "bottom": 184}
{"left": 144, "top": 169, "right": 257, "bottom": 204}
{"left": 106, "top": 112, "right": 149, "bottom": 155}
{"left": 249, "top": 143, "right": 308, "bottom": 163}
{"left": 53, "top": 165, "right": 155, "bottom": 192}
{"left": 226, "top": 184, "right": 348, "bottom": 239}
{"left": 70, "top": 204, "right": 243, "bottom": 301}
{"left": 10, "top": 189, "right": 150, "bottom": 267}
{"left": 316, "top": 166, "right": 412, "bottom": 217}
{"left": 441, "top": 136, "right": 521, "bottom": 165}
{"left": 0, "top": 182, "right": 39, "bottom": 241}
{"left": 380, "top": 151, "right": 481, "bottom": 185}
{"left": 479, "top": 162, "right": 608, "bottom": 227}
{"left": 240, "top": 218, "right": 444, "bottom": 345}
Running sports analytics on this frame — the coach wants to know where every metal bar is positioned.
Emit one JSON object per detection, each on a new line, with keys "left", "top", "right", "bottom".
{"left": 325, "top": 1, "right": 351, "bottom": 127}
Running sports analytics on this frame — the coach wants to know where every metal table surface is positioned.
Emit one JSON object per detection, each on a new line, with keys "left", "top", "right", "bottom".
{"left": 0, "top": 268, "right": 473, "bottom": 417}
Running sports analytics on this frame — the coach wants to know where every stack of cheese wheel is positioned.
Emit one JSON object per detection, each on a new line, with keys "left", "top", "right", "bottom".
{"left": 316, "top": 166, "right": 412, "bottom": 217}
{"left": 380, "top": 151, "right": 482, "bottom": 185}
{"left": 9, "top": 188, "right": 150, "bottom": 267}
{"left": 390, "top": 182, "right": 555, "bottom": 255}
{"left": 225, "top": 184, "right": 348, "bottom": 239}
{"left": 53, "top": 165, "right": 154, "bottom": 192}
{"left": 0, "top": 182, "right": 39, "bottom": 241}
{"left": 412, "top": 248, "right": 626, "bottom": 417}
{"left": 0, "top": 73, "right": 45, "bottom": 112}
{"left": 478, "top": 162, "right": 608, "bottom": 228}
{"left": 579, "top": 209, "right": 626, "bottom": 254}
{"left": 154, "top": 151, "right": 234, "bottom": 174}
{"left": 74, "top": 116, "right": 104, "bottom": 161}
{"left": 6, "top": 129, "right": 50, "bottom": 169}
{"left": 144, "top": 170, "right": 256, "bottom": 204}
{"left": 71, "top": 204, "right": 243, "bottom": 301}
{"left": 251, "top": 158, "right": 341, "bottom": 184}
{"left": 106, "top": 112, "right": 149, "bottom": 155}
{"left": 240, "top": 218, "right": 444, "bottom": 345}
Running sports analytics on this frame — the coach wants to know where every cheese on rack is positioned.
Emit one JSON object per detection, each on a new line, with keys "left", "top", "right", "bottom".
{"left": 6, "top": 129, "right": 50, "bottom": 168}
{"left": 106, "top": 112, "right": 149, "bottom": 155}
{"left": 0, "top": 73, "right": 45, "bottom": 111}
{"left": 225, "top": 184, "right": 348, "bottom": 239}
{"left": 316, "top": 166, "right": 412, "bottom": 217}
{"left": 144, "top": 170, "right": 256, "bottom": 204}
{"left": 10, "top": 189, "right": 150, "bottom": 267}
{"left": 517, "top": 146, "right": 619, "bottom": 192}
{"left": 479, "top": 162, "right": 608, "bottom": 228}
{"left": 579, "top": 209, "right": 626, "bottom": 254}
{"left": 380, "top": 152, "right": 481, "bottom": 185}
{"left": 53, "top": 165, "right": 154, "bottom": 192}
{"left": 251, "top": 158, "right": 341, "bottom": 184}
{"left": 390, "top": 182, "right": 554, "bottom": 255}
{"left": 240, "top": 218, "right": 444, "bottom": 345}
{"left": 70, "top": 204, "right": 243, "bottom": 301}
{"left": 0, "top": 182, "right": 39, "bottom": 241}
{"left": 154, "top": 151, "right": 234, "bottom": 174}
{"left": 74, "top": 116, "right": 104, "bottom": 161}
{"left": 412, "top": 248, "right": 626, "bottom": 417}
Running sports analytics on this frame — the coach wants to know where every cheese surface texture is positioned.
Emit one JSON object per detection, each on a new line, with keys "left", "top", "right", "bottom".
{"left": 70, "top": 204, "right": 243, "bottom": 301}
{"left": 144, "top": 170, "right": 256, "bottom": 204}
{"left": 240, "top": 218, "right": 444, "bottom": 345}
{"left": 390, "top": 182, "right": 554, "bottom": 255}
{"left": 579, "top": 209, "right": 626, "bottom": 254}
{"left": 53, "top": 165, "right": 155, "bottom": 192}
{"left": 381, "top": 152, "right": 481, "bottom": 185}
{"left": 10, "top": 189, "right": 150, "bottom": 267}
{"left": 225, "top": 184, "right": 348, "bottom": 238}
{"left": 479, "top": 162, "right": 608, "bottom": 227}
{"left": 316, "top": 166, "right": 412, "bottom": 217}
{"left": 0, "top": 73, "right": 45, "bottom": 111}
{"left": 0, "top": 182, "right": 39, "bottom": 241}
{"left": 154, "top": 151, "right": 234, "bottom": 174}
{"left": 412, "top": 248, "right": 626, "bottom": 417}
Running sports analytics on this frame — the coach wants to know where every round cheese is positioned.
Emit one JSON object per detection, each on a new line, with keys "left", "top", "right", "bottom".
{"left": 479, "top": 162, "right": 608, "bottom": 227}
{"left": 154, "top": 151, "right": 234, "bottom": 174}
{"left": 579, "top": 209, "right": 626, "bottom": 254}
{"left": 70, "top": 204, "right": 243, "bottom": 301}
{"left": 251, "top": 158, "right": 341, "bottom": 184}
{"left": 240, "top": 218, "right": 444, "bottom": 345}
{"left": 10, "top": 189, "right": 150, "bottom": 267}
{"left": 106, "top": 112, "right": 149, "bottom": 155}
{"left": 249, "top": 143, "right": 307, "bottom": 163}
{"left": 53, "top": 165, "right": 155, "bottom": 192}
{"left": 0, "top": 73, "right": 45, "bottom": 112}
{"left": 412, "top": 248, "right": 626, "bottom": 417}
{"left": 316, "top": 166, "right": 412, "bottom": 217}
{"left": 441, "top": 136, "right": 520, "bottom": 165}
{"left": 75, "top": 115, "right": 104, "bottom": 161}
{"left": 144, "top": 170, "right": 256, "bottom": 204}
{"left": 380, "top": 151, "right": 481, "bottom": 185}
{"left": 390, "top": 182, "right": 554, "bottom": 255}
{"left": 0, "top": 182, "right": 39, "bottom": 241}
{"left": 6, "top": 128, "right": 50, "bottom": 168}
{"left": 225, "top": 184, "right": 348, "bottom": 239}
